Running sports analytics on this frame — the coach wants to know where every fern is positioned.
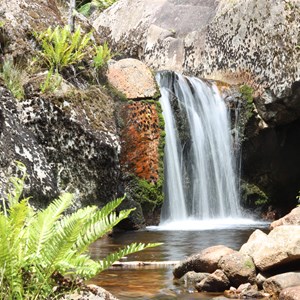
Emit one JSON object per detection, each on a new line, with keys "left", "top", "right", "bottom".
{"left": 34, "top": 26, "right": 92, "bottom": 72}
{"left": 0, "top": 163, "right": 162, "bottom": 299}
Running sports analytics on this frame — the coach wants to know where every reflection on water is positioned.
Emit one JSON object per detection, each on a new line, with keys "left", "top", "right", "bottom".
{"left": 89, "top": 224, "right": 269, "bottom": 299}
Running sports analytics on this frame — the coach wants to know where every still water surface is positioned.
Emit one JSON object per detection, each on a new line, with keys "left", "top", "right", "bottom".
{"left": 89, "top": 220, "right": 268, "bottom": 300}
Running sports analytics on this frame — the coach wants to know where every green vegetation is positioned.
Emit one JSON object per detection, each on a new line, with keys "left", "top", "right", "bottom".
{"left": 0, "top": 162, "right": 161, "bottom": 299}
{"left": 241, "top": 181, "right": 269, "bottom": 208}
{"left": 40, "top": 68, "right": 63, "bottom": 93}
{"left": 34, "top": 25, "right": 92, "bottom": 72}
{"left": 77, "top": 0, "right": 118, "bottom": 16}
{"left": 0, "top": 59, "right": 26, "bottom": 100}
{"left": 93, "top": 42, "right": 112, "bottom": 70}
{"left": 239, "top": 84, "right": 254, "bottom": 119}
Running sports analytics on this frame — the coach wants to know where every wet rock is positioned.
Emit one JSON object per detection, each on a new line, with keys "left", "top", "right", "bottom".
{"left": 263, "top": 273, "right": 300, "bottom": 299}
{"left": 196, "top": 269, "right": 230, "bottom": 293}
{"left": 107, "top": 59, "right": 158, "bottom": 99}
{"left": 279, "top": 286, "right": 300, "bottom": 300}
{"left": 173, "top": 245, "right": 235, "bottom": 278}
{"left": 270, "top": 207, "right": 300, "bottom": 230}
{"left": 256, "top": 273, "right": 269, "bottom": 289}
{"left": 218, "top": 252, "right": 256, "bottom": 287}
{"left": 180, "top": 271, "right": 210, "bottom": 289}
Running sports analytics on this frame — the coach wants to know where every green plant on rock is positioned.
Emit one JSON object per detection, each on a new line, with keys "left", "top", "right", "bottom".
{"left": 0, "top": 59, "right": 26, "bottom": 100}
{"left": 40, "top": 68, "right": 63, "bottom": 93}
{"left": 93, "top": 42, "right": 112, "bottom": 70}
{"left": 239, "top": 84, "right": 254, "bottom": 119}
{"left": 78, "top": 0, "right": 118, "bottom": 16}
{"left": 0, "top": 162, "right": 161, "bottom": 299}
{"left": 34, "top": 25, "right": 92, "bottom": 72}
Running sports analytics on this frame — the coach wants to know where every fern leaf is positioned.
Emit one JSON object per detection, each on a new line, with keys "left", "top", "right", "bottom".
{"left": 27, "top": 193, "right": 73, "bottom": 258}
{"left": 75, "top": 207, "right": 134, "bottom": 254}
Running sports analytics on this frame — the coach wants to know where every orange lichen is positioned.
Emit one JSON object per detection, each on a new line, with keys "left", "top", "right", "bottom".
{"left": 120, "top": 101, "right": 161, "bottom": 183}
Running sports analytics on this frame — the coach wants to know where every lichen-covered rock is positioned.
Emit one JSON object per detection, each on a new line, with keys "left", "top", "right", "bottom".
{"left": 270, "top": 207, "right": 300, "bottom": 230}
{"left": 94, "top": 0, "right": 300, "bottom": 115}
{"left": 218, "top": 252, "right": 256, "bottom": 287}
{"left": 0, "top": 84, "right": 58, "bottom": 202}
{"left": 173, "top": 245, "right": 235, "bottom": 279}
{"left": 118, "top": 99, "right": 164, "bottom": 227}
{"left": 0, "top": 80, "right": 121, "bottom": 209}
{"left": 107, "top": 59, "right": 158, "bottom": 99}
{"left": 0, "top": 0, "right": 62, "bottom": 60}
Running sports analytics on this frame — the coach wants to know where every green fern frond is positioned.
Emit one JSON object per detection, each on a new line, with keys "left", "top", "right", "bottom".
{"left": 28, "top": 193, "right": 73, "bottom": 257}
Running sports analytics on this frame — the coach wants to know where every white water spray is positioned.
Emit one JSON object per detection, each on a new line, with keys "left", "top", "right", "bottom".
{"left": 156, "top": 72, "right": 242, "bottom": 225}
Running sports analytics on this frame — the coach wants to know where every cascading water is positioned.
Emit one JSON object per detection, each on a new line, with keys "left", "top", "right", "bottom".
{"left": 156, "top": 71, "right": 242, "bottom": 224}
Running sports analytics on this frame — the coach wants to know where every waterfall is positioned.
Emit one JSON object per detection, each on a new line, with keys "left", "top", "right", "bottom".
{"left": 156, "top": 71, "right": 241, "bottom": 223}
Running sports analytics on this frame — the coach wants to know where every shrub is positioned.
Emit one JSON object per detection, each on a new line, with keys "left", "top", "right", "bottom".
{"left": 0, "top": 59, "right": 26, "bottom": 100}
{"left": 0, "top": 162, "right": 161, "bottom": 299}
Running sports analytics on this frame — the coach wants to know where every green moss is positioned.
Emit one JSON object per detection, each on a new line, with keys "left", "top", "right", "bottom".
{"left": 239, "top": 84, "right": 255, "bottom": 119}
{"left": 104, "top": 82, "right": 128, "bottom": 102}
{"left": 244, "top": 259, "right": 255, "bottom": 269}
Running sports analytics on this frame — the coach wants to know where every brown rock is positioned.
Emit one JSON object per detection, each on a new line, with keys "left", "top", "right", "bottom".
{"left": 181, "top": 271, "right": 210, "bottom": 288}
{"left": 263, "top": 273, "right": 300, "bottom": 298}
{"left": 251, "top": 226, "right": 300, "bottom": 272}
{"left": 196, "top": 269, "right": 230, "bottom": 292}
{"left": 173, "top": 245, "right": 235, "bottom": 278}
{"left": 279, "top": 286, "right": 300, "bottom": 300}
{"left": 218, "top": 252, "right": 256, "bottom": 287}
{"left": 107, "top": 59, "right": 158, "bottom": 99}
{"left": 270, "top": 207, "right": 300, "bottom": 230}
{"left": 239, "top": 229, "right": 268, "bottom": 256}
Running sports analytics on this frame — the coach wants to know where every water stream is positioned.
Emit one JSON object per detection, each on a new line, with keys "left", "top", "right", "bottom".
{"left": 156, "top": 72, "right": 241, "bottom": 223}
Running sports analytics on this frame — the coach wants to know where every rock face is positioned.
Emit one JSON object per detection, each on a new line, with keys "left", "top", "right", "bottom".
{"left": 94, "top": 0, "right": 300, "bottom": 104}
{"left": 240, "top": 226, "right": 300, "bottom": 272}
{"left": 0, "top": 0, "right": 62, "bottom": 60}
{"left": 0, "top": 82, "right": 121, "bottom": 208}
{"left": 111, "top": 59, "right": 164, "bottom": 228}
{"left": 0, "top": 84, "right": 58, "bottom": 202}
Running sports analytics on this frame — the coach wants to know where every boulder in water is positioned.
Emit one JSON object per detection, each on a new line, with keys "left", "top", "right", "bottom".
{"left": 196, "top": 269, "right": 230, "bottom": 293}
{"left": 218, "top": 252, "right": 256, "bottom": 287}
{"left": 173, "top": 245, "right": 235, "bottom": 278}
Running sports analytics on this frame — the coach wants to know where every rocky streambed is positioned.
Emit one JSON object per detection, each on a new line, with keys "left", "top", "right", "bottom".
{"left": 173, "top": 207, "right": 300, "bottom": 300}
